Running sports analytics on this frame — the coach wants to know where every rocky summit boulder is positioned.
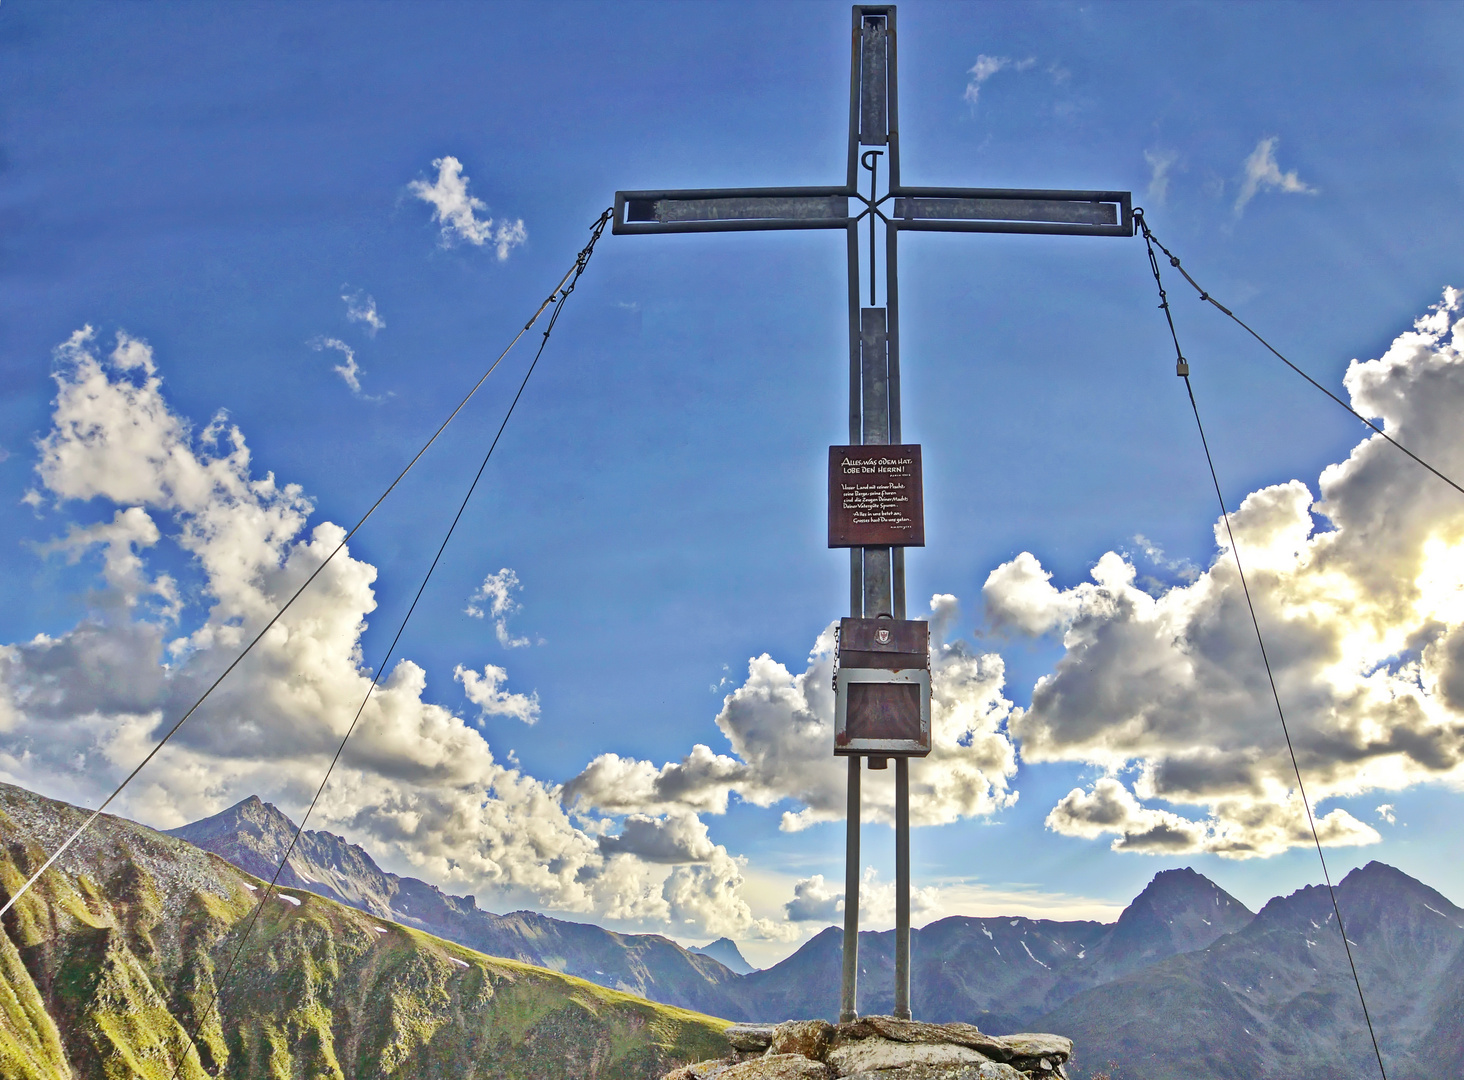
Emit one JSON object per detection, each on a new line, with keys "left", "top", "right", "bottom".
{"left": 664, "top": 1054, "right": 833, "bottom": 1080}
{"left": 663, "top": 1016, "right": 1073, "bottom": 1080}
{"left": 845, "top": 1066, "right": 1023, "bottom": 1080}
{"left": 724, "top": 1024, "right": 778, "bottom": 1052}
{"left": 827, "top": 1038, "right": 993, "bottom": 1074}
{"left": 838, "top": 1017, "right": 1014, "bottom": 1061}
{"left": 770, "top": 1020, "right": 836, "bottom": 1059}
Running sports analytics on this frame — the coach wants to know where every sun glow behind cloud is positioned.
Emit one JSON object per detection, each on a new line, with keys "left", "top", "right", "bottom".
{"left": 989, "top": 289, "right": 1464, "bottom": 857}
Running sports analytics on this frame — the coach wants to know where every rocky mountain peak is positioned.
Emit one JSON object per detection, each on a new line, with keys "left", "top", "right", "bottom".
{"left": 167, "top": 795, "right": 398, "bottom": 917}
{"left": 169, "top": 793, "right": 289, "bottom": 843}
{"left": 1093, "top": 865, "right": 1254, "bottom": 975}
{"left": 690, "top": 936, "right": 756, "bottom": 974}
{"left": 1340, "top": 859, "right": 1463, "bottom": 914}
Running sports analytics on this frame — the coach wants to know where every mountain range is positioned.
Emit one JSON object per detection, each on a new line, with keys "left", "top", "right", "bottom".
{"left": 0, "top": 782, "right": 731, "bottom": 1080}
{"left": 8, "top": 782, "right": 1464, "bottom": 1079}
{"left": 167, "top": 796, "right": 1256, "bottom": 1027}
{"left": 165, "top": 795, "right": 744, "bottom": 1017}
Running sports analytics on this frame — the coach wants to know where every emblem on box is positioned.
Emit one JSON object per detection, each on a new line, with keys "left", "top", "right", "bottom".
{"left": 833, "top": 617, "right": 931, "bottom": 758}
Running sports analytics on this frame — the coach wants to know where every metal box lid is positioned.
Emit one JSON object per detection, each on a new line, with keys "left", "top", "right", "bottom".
{"left": 837, "top": 617, "right": 929, "bottom": 671}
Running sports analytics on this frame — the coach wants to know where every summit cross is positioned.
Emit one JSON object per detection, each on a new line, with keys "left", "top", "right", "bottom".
{"left": 613, "top": 5, "right": 1132, "bottom": 1023}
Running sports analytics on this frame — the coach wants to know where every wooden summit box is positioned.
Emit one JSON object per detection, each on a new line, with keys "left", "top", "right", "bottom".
{"left": 833, "top": 617, "right": 931, "bottom": 758}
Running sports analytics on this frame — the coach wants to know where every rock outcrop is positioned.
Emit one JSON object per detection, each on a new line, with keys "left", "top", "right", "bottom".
{"left": 666, "top": 1017, "right": 1073, "bottom": 1080}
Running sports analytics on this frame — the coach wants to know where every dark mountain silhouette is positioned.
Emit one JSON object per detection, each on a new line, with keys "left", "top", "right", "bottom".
{"left": 690, "top": 937, "right": 756, "bottom": 974}
{"left": 738, "top": 867, "right": 1253, "bottom": 1031}
{"left": 1039, "top": 861, "right": 1464, "bottom": 1080}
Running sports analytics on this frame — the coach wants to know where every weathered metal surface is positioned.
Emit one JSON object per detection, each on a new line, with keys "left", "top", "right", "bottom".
{"left": 888, "top": 187, "right": 1134, "bottom": 237}
{"left": 894, "top": 756, "right": 911, "bottom": 1019}
{"left": 859, "top": 16, "right": 887, "bottom": 146}
{"left": 864, "top": 545, "right": 892, "bottom": 619}
{"left": 848, "top": 682, "right": 921, "bottom": 739}
{"left": 838, "top": 616, "right": 928, "bottom": 668}
{"left": 858, "top": 303, "right": 895, "bottom": 621}
{"left": 860, "top": 307, "right": 889, "bottom": 445}
{"left": 895, "top": 195, "right": 1118, "bottom": 225}
{"left": 612, "top": 187, "right": 851, "bottom": 235}
{"left": 847, "top": 225, "right": 863, "bottom": 445}
{"left": 829, "top": 444, "right": 925, "bottom": 548}
{"left": 892, "top": 544, "right": 906, "bottom": 620}
{"left": 834, "top": 667, "right": 932, "bottom": 757}
{"left": 885, "top": 221, "right": 902, "bottom": 444}
{"left": 840, "top": 755, "right": 861, "bottom": 1023}
{"left": 658, "top": 195, "right": 847, "bottom": 223}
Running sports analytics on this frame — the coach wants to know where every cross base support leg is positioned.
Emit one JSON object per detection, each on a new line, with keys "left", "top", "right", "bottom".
{"left": 893, "top": 756, "right": 911, "bottom": 1019}
{"left": 840, "top": 756, "right": 861, "bottom": 1023}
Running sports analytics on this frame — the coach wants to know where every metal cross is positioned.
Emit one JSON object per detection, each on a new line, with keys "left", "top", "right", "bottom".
{"left": 613, "top": 4, "right": 1132, "bottom": 1023}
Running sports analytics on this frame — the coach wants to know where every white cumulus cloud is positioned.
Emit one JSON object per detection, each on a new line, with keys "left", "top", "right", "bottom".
{"left": 311, "top": 336, "right": 365, "bottom": 394}
{"left": 409, "top": 156, "right": 526, "bottom": 259}
{"left": 453, "top": 663, "right": 539, "bottom": 725}
{"left": 785, "top": 873, "right": 843, "bottom": 922}
{"left": 564, "top": 594, "right": 1019, "bottom": 833}
{"left": 599, "top": 811, "right": 717, "bottom": 864}
{"left": 993, "top": 288, "right": 1464, "bottom": 859}
{"left": 1234, "top": 136, "right": 1317, "bottom": 217}
{"left": 466, "top": 567, "right": 530, "bottom": 647}
{"left": 0, "top": 327, "right": 781, "bottom": 944}
{"left": 342, "top": 290, "right": 385, "bottom": 335}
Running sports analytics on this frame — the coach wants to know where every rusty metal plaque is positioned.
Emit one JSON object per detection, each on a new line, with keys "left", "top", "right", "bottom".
{"left": 828, "top": 444, "right": 924, "bottom": 547}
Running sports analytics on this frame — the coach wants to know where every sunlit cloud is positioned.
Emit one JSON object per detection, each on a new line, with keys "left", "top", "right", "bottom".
{"left": 409, "top": 156, "right": 526, "bottom": 259}
{"left": 1234, "top": 136, "right": 1316, "bottom": 216}
{"left": 992, "top": 288, "right": 1464, "bottom": 858}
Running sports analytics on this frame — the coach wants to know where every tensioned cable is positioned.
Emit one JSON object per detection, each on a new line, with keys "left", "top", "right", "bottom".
{"left": 0, "top": 207, "right": 614, "bottom": 923}
{"left": 1139, "top": 218, "right": 1389, "bottom": 1080}
{"left": 163, "top": 208, "right": 612, "bottom": 1080}
{"left": 1133, "top": 209, "right": 1464, "bottom": 500}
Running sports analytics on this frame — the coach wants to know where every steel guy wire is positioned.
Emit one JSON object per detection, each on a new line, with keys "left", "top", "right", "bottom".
{"left": 1133, "top": 208, "right": 1464, "bottom": 500}
{"left": 1140, "top": 221, "right": 1389, "bottom": 1080}
{"left": 162, "top": 207, "right": 612, "bottom": 1080}
{"left": 0, "top": 207, "right": 615, "bottom": 923}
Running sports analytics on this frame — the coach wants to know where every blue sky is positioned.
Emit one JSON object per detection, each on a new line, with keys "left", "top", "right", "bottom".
{"left": 3, "top": 0, "right": 1464, "bottom": 966}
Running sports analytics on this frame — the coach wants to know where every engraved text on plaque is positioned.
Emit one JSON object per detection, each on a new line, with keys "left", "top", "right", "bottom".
{"left": 827, "top": 444, "right": 925, "bottom": 547}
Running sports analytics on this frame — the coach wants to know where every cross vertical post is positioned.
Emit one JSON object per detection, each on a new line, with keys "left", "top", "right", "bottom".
{"left": 849, "top": 5, "right": 901, "bottom": 1022}
{"left": 613, "top": 2, "right": 1130, "bottom": 1026}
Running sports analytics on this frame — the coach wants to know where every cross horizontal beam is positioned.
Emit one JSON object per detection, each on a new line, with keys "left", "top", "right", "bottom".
{"left": 614, "top": 187, "right": 850, "bottom": 235}
{"left": 613, "top": 186, "right": 1132, "bottom": 238}
{"left": 891, "top": 187, "right": 1132, "bottom": 237}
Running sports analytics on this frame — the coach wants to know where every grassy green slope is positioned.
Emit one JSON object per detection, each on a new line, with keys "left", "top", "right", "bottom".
{"left": 0, "top": 783, "right": 731, "bottom": 1079}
